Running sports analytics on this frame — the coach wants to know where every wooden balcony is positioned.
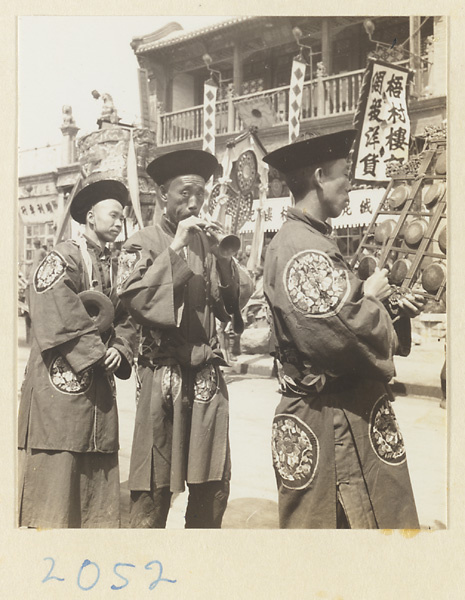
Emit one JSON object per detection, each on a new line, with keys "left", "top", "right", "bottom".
{"left": 157, "top": 68, "right": 366, "bottom": 146}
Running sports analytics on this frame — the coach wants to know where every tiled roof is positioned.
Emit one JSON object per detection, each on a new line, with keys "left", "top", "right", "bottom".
{"left": 134, "top": 16, "right": 258, "bottom": 54}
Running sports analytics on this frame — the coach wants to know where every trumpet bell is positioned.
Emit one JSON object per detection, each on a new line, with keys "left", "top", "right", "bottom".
{"left": 205, "top": 229, "right": 241, "bottom": 258}
{"left": 218, "top": 234, "right": 241, "bottom": 258}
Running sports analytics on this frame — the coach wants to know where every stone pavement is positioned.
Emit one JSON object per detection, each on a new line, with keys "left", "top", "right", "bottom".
{"left": 129, "top": 375, "right": 446, "bottom": 530}
{"left": 231, "top": 338, "right": 446, "bottom": 401}
{"left": 16, "top": 316, "right": 447, "bottom": 530}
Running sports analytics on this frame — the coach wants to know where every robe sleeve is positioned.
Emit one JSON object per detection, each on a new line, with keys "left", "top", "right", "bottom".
{"left": 30, "top": 243, "right": 106, "bottom": 374}
{"left": 384, "top": 297, "right": 412, "bottom": 357}
{"left": 215, "top": 256, "right": 241, "bottom": 315}
{"left": 266, "top": 241, "right": 399, "bottom": 382}
{"left": 117, "top": 234, "right": 194, "bottom": 329}
{"left": 108, "top": 299, "right": 138, "bottom": 380}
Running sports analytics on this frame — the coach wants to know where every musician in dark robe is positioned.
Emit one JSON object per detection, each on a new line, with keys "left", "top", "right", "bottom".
{"left": 18, "top": 179, "right": 137, "bottom": 528}
{"left": 262, "top": 130, "right": 425, "bottom": 528}
{"left": 118, "top": 150, "right": 252, "bottom": 528}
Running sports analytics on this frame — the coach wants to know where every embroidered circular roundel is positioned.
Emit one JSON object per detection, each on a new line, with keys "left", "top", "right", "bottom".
{"left": 161, "top": 365, "right": 182, "bottom": 404}
{"left": 272, "top": 414, "right": 319, "bottom": 490}
{"left": 285, "top": 250, "right": 349, "bottom": 316}
{"left": 49, "top": 355, "right": 93, "bottom": 395}
{"left": 117, "top": 250, "right": 140, "bottom": 295}
{"left": 34, "top": 251, "right": 67, "bottom": 293}
{"left": 369, "top": 395, "right": 406, "bottom": 465}
{"left": 194, "top": 364, "right": 218, "bottom": 403}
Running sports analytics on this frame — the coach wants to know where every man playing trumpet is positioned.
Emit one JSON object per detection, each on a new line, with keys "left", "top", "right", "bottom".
{"left": 118, "top": 149, "right": 252, "bottom": 528}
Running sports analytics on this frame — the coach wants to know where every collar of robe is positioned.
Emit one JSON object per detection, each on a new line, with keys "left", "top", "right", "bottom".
{"left": 161, "top": 214, "right": 177, "bottom": 236}
{"left": 286, "top": 206, "right": 332, "bottom": 236}
{"left": 82, "top": 234, "right": 111, "bottom": 259}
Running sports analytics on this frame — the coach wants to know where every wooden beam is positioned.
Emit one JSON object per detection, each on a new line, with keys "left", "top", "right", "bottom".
{"left": 321, "top": 18, "right": 332, "bottom": 75}
{"left": 233, "top": 42, "right": 243, "bottom": 94}
{"left": 409, "top": 16, "right": 422, "bottom": 97}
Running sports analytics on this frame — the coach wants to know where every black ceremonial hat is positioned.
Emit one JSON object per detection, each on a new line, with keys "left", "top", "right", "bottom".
{"left": 263, "top": 129, "right": 357, "bottom": 175}
{"left": 146, "top": 149, "right": 219, "bottom": 187}
{"left": 71, "top": 179, "right": 129, "bottom": 224}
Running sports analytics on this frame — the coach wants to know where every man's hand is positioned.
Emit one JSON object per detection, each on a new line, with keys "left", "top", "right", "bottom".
{"left": 103, "top": 347, "right": 121, "bottom": 373}
{"left": 170, "top": 215, "right": 207, "bottom": 252}
{"left": 363, "top": 268, "right": 391, "bottom": 301}
{"left": 398, "top": 292, "right": 427, "bottom": 318}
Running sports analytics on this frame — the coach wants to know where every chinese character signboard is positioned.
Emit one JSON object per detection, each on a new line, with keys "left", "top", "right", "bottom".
{"left": 352, "top": 60, "right": 411, "bottom": 182}
{"left": 19, "top": 196, "right": 57, "bottom": 224}
{"left": 239, "top": 190, "right": 389, "bottom": 233}
{"left": 335, "top": 188, "right": 388, "bottom": 228}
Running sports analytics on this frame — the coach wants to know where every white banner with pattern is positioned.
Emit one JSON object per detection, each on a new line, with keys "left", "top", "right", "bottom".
{"left": 288, "top": 57, "right": 307, "bottom": 143}
{"left": 203, "top": 80, "right": 218, "bottom": 156}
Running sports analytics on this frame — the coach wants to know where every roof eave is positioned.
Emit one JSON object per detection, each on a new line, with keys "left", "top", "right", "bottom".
{"left": 134, "top": 16, "right": 261, "bottom": 55}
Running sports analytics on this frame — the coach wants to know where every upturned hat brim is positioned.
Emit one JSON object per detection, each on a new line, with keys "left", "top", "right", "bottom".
{"left": 70, "top": 179, "right": 129, "bottom": 224}
{"left": 146, "top": 149, "right": 219, "bottom": 187}
{"left": 263, "top": 129, "right": 357, "bottom": 175}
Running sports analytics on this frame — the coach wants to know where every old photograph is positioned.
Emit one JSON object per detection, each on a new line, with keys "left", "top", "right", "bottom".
{"left": 17, "top": 15, "right": 447, "bottom": 532}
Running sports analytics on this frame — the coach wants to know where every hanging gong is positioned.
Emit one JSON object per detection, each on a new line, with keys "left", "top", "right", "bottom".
{"left": 374, "top": 219, "right": 397, "bottom": 244}
{"left": 438, "top": 226, "right": 447, "bottom": 254}
{"left": 388, "top": 184, "right": 410, "bottom": 209}
{"left": 435, "top": 152, "right": 447, "bottom": 175}
{"left": 421, "top": 262, "right": 446, "bottom": 294}
{"left": 389, "top": 258, "right": 412, "bottom": 286}
{"left": 405, "top": 219, "right": 428, "bottom": 248}
{"left": 358, "top": 255, "right": 378, "bottom": 280}
{"left": 423, "top": 182, "right": 445, "bottom": 208}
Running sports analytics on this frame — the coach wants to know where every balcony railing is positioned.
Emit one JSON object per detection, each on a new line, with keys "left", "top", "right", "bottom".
{"left": 157, "top": 60, "right": 429, "bottom": 146}
{"left": 157, "top": 67, "right": 368, "bottom": 146}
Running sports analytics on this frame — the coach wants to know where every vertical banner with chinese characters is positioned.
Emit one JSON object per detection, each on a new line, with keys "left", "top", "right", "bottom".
{"left": 288, "top": 57, "right": 307, "bottom": 143}
{"left": 353, "top": 60, "right": 411, "bottom": 182}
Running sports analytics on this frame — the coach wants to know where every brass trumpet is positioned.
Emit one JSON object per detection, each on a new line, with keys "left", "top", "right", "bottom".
{"left": 205, "top": 228, "right": 241, "bottom": 258}
{"left": 202, "top": 192, "right": 242, "bottom": 258}
{"left": 202, "top": 224, "right": 241, "bottom": 259}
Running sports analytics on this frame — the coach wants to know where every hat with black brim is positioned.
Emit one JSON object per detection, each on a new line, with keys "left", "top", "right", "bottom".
{"left": 146, "top": 149, "right": 219, "bottom": 187}
{"left": 263, "top": 129, "right": 357, "bottom": 175}
{"left": 71, "top": 179, "right": 129, "bottom": 224}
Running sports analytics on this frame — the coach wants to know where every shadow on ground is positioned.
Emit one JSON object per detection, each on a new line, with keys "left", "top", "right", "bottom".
{"left": 120, "top": 482, "right": 279, "bottom": 529}
{"left": 222, "top": 498, "right": 279, "bottom": 529}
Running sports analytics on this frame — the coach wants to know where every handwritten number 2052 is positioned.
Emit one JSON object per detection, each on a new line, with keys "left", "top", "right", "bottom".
{"left": 42, "top": 557, "right": 176, "bottom": 590}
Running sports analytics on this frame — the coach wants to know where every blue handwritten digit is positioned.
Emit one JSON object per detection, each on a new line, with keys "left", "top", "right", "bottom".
{"left": 111, "top": 562, "right": 136, "bottom": 590}
{"left": 145, "top": 560, "right": 177, "bottom": 590}
{"left": 77, "top": 559, "right": 100, "bottom": 591}
{"left": 42, "top": 557, "right": 64, "bottom": 583}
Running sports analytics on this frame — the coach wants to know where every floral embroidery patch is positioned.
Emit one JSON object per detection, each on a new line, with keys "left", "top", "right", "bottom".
{"left": 284, "top": 250, "right": 349, "bottom": 317}
{"left": 272, "top": 414, "right": 319, "bottom": 490}
{"left": 161, "top": 364, "right": 182, "bottom": 404}
{"left": 33, "top": 251, "right": 68, "bottom": 293}
{"left": 116, "top": 250, "right": 140, "bottom": 294}
{"left": 49, "top": 355, "right": 93, "bottom": 395}
{"left": 194, "top": 364, "right": 218, "bottom": 404}
{"left": 369, "top": 395, "right": 406, "bottom": 465}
